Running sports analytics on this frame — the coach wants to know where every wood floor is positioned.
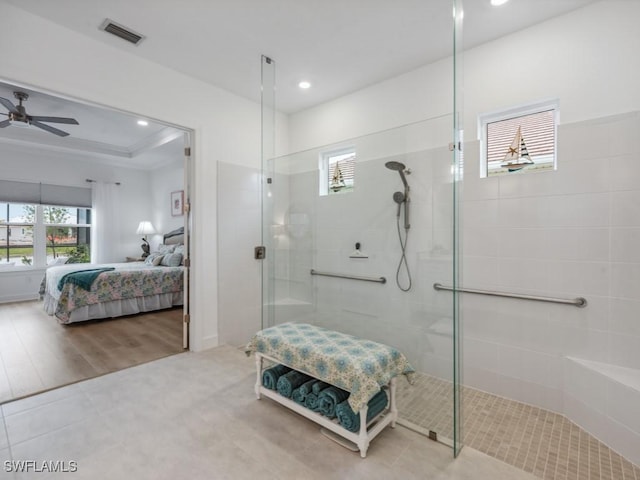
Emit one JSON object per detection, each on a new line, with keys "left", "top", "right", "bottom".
{"left": 0, "top": 300, "right": 184, "bottom": 404}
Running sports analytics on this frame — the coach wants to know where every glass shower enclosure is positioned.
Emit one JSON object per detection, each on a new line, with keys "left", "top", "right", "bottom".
{"left": 260, "top": 0, "right": 463, "bottom": 456}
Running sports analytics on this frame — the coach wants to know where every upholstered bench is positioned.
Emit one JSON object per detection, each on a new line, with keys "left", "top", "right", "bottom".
{"left": 246, "top": 322, "right": 415, "bottom": 457}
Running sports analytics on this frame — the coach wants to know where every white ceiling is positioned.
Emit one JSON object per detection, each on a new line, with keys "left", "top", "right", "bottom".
{"left": 0, "top": 81, "right": 185, "bottom": 170}
{"left": 0, "top": 0, "right": 598, "bottom": 167}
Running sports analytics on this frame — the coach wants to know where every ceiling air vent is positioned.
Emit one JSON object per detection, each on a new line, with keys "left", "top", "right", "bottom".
{"left": 100, "top": 19, "right": 145, "bottom": 45}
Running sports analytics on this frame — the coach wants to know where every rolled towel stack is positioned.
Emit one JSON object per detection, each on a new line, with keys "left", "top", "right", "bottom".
{"left": 312, "top": 381, "right": 330, "bottom": 395}
{"left": 318, "top": 386, "right": 350, "bottom": 419}
{"left": 336, "top": 390, "right": 389, "bottom": 432}
{"left": 276, "top": 370, "right": 313, "bottom": 398}
{"left": 292, "top": 379, "right": 317, "bottom": 405}
{"left": 262, "top": 364, "right": 291, "bottom": 390}
{"left": 304, "top": 392, "right": 320, "bottom": 411}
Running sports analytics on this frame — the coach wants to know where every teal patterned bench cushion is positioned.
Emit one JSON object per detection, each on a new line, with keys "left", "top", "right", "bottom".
{"left": 247, "top": 322, "right": 415, "bottom": 413}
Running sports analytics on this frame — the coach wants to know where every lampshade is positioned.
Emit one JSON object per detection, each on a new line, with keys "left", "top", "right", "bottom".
{"left": 136, "top": 221, "right": 156, "bottom": 236}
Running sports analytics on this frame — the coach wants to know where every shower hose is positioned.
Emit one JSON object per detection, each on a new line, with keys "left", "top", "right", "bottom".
{"left": 395, "top": 213, "right": 412, "bottom": 292}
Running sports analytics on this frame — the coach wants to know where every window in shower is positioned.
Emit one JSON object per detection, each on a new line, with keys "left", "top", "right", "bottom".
{"left": 319, "top": 147, "right": 355, "bottom": 196}
{"left": 479, "top": 99, "right": 558, "bottom": 177}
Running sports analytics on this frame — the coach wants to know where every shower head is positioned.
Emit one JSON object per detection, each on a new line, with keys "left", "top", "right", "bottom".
{"left": 385, "top": 161, "right": 409, "bottom": 188}
{"left": 385, "top": 161, "right": 406, "bottom": 171}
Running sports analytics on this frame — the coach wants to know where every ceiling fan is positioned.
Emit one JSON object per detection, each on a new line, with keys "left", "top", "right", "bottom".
{"left": 0, "top": 91, "right": 79, "bottom": 137}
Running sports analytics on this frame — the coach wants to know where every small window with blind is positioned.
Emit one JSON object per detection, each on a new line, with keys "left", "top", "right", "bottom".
{"left": 319, "top": 147, "right": 355, "bottom": 196}
{"left": 479, "top": 100, "right": 558, "bottom": 177}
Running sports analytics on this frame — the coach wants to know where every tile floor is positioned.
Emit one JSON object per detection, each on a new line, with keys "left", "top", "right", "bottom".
{"left": 397, "top": 372, "right": 640, "bottom": 480}
{"left": 0, "top": 346, "right": 537, "bottom": 480}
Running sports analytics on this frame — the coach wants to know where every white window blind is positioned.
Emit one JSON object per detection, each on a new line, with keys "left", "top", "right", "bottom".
{"left": 0, "top": 180, "right": 92, "bottom": 208}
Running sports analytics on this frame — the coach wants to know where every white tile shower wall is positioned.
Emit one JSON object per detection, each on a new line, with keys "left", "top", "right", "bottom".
{"left": 217, "top": 161, "right": 262, "bottom": 346}
{"left": 277, "top": 144, "right": 457, "bottom": 383}
{"left": 462, "top": 112, "right": 640, "bottom": 415}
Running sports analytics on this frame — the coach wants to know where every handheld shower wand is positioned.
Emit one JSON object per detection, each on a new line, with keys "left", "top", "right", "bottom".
{"left": 385, "top": 161, "right": 413, "bottom": 291}
{"left": 393, "top": 191, "right": 404, "bottom": 218}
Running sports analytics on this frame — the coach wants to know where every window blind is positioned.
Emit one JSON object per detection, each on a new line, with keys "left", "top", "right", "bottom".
{"left": 0, "top": 180, "right": 92, "bottom": 208}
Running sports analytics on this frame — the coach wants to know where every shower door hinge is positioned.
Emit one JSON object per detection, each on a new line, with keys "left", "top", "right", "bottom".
{"left": 448, "top": 142, "right": 462, "bottom": 152}
{"left": 254, "top": 246, "right": 266, "bottom": 260}
{"left": 183, "top": 257, "right": 190, "bottom": 267}
{"left": 183, "top": 313, "right": 190, "bottom": 324}
{"left": 184, "top": 202, "right": 190, "bottom": 213}
{"left": 184, "top": 147, "right": 191, "bottom": 156}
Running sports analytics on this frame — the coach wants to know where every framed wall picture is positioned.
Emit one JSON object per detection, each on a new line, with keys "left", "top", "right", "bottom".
{"left": 171, "top": 190, "right": 184, "bottom": 216}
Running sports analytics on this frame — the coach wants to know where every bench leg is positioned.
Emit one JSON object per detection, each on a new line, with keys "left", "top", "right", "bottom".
{"left": 255, "top": 353, "right": 263, "bottom": 399}
{"left": 389, "top": 377, "right": 398, "bottom": 428}
{"left": 357, "top": 405, "right": 369, "bottom": 458}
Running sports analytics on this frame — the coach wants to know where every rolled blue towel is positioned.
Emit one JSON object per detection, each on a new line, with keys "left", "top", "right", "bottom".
{"left": 336, "top": 390, "right": 389, "bottom": 432}
{"left": 298, "top": 379, "right": 317, "bottom": 397}
{"left": 292, "top": 379, "right": 316, "bottom": 405}
{"left": 262, "top": 364, "right": 291, "bottom": 390}
{"left": 304, "top": 392, "right": 320, "bottom": 411}
{"left": 291, "top": 387, "right": 306, "bottom": 405}
{"left": 318, "top": 386, "right": 350, "bottom": 418}
{"left": 276, "top": 370, "right": 313, "bottom": 398}
{"left": 312, "top": 381, "right": 330, "bottom": 395}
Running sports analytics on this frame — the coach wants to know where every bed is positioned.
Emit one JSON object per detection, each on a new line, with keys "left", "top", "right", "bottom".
{"left": 40, "top": 228, "right": 185, "bottom": 324}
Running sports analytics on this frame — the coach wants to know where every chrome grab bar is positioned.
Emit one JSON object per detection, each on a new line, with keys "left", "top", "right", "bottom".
{"left": 310, "top": 269, "right": 386, "bottom": 284}
{"left": 433, "top": 283, "right": 587, "bottom": 307}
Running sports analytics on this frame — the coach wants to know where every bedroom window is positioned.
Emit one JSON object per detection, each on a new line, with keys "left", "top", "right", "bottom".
{"left": 0, "top": 203, "right": 34, "bottom": 267}
{"left": 479, "top": 100, "right": 558, "bottom": 177}
{"left": 43, "top": 206, "right": 92, "bottom": 265}
{"left": 319, "top": 147, "right": 356, "bottom": 196}
{"left": 0, "top": 203, "right": 91, "bottom": 268}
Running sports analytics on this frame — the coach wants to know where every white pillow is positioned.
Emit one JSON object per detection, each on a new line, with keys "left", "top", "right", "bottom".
{"left": 160, "top": 252, "right": 183, "bottom": 267}
{"left": 156, "top": 244, "right": 176, "bottom": 254}
{"left": 144, "top": 253, "right": 164, "bottom": 266}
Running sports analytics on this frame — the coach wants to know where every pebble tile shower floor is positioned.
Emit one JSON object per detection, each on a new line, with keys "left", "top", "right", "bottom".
{"left": 397, "top": 372, "right": 640, "bottom": 480}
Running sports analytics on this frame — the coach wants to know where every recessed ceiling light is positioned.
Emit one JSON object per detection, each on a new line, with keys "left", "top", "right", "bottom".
{"left": 137, "top": 120, "right": 149, "bottom": 126}
{"left": 298, "top": 81, "right": 311, "bottom": 89}
{"left": 491, "top": 0, "right": 510, "bottom": 5}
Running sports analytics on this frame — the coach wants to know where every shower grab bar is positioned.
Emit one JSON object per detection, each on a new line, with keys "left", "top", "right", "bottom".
{"left": 310, "top": 269, "right": 387, "bottom": 284}
{"left": 433, "top": 283, "right": 587, "bottom": 307}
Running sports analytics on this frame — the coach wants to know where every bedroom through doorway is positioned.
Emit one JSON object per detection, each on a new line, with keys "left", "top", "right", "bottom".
{"left": 0, "top": 80, "right": 194, "bottom": 404}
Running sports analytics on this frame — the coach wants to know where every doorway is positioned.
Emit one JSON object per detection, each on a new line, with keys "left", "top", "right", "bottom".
{"left": 0, "top": 79, "right": 194, "bottom": 403}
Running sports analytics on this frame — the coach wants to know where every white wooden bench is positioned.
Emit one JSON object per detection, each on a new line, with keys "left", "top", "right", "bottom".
{"left": 246, "top": 322, "right": 415, "bottom": 458}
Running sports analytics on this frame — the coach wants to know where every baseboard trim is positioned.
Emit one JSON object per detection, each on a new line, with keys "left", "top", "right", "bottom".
{"left": 0, "top": 294, "right": 39, "bottom": 304}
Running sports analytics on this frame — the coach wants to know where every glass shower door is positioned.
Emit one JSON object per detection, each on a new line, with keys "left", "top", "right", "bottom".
{"left": 259, "top": 0, "right": 463, "bottom": 457}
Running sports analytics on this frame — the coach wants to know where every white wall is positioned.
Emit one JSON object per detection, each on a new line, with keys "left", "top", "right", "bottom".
{"left": 0, "top": 3, "right": 265, "bottom": 351}
{"left": 0, "top": 143, "right": 151, "bottom": 301}
{"left": 268, "top": 126, "right": 457, "bottom": 383}
{"left": 457, "top": 0, "right": 640, "bottom": 429}
{"left": 149, "top": 156, "right": 184, "bottom": 250}
{"left": 217, "top": 161, "right": 262, "bottom": 346}
{"left": 289, "top": 1, "right": 640, "bottom": 154}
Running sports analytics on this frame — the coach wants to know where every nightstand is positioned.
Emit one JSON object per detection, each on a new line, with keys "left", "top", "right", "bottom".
{"left": 126, "top": 256, "right": 144, "bottom": 262}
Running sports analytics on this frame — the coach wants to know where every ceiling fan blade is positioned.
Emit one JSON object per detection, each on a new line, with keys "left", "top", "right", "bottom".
{"left": 0, "top": 97, "right": 19, "bottom": 114}
{"left": 0, "top": 119, "right": 11, "bottom": 128}
{"left": 31, "top": 120, "right": 70, "bottom": 137}
{"left": 29, "top": 115, "right": 79, "bottom": 125}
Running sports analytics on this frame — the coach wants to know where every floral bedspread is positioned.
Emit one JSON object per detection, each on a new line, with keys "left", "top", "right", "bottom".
{"left": 246, "top": 322, "right": 415, "bottom": 413}
{"left": 40, "top": 263, "right": 183, "bottom": 323}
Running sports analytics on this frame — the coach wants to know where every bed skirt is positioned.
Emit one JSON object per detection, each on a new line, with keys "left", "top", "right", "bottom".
{"left": 43, "top": 292, "right": 183, "bottom": 324}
